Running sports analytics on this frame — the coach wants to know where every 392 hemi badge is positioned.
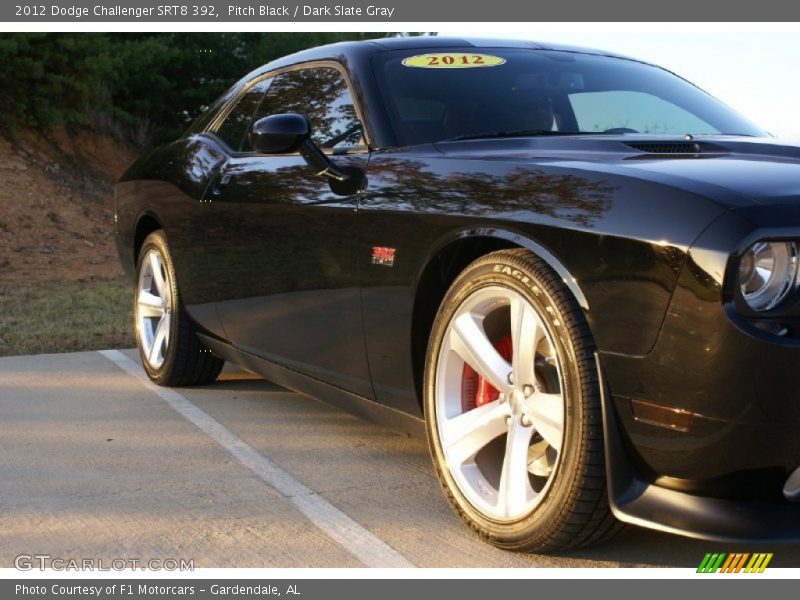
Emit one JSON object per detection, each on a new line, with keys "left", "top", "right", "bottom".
{"left": 371, "top": 246, "right": 396, "bottom": 267}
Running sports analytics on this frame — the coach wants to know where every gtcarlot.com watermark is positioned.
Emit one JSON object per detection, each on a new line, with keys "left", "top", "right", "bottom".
{"left": 14, "top": 554, "right": 194, "bottom": 571}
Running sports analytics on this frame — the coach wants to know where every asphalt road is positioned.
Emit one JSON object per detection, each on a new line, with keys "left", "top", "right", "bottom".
{"left": 1, "top": 348, "right": 798, "bottom": 569}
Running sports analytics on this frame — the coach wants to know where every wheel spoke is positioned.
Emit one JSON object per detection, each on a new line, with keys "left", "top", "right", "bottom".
{"left": 449, "top": 314, "right": 512, "bottom": 394}
{"left": 527, "top": 439, "right": 554, "bottom": 477}
{"left": 149, "top": 317, "right": 167, "bottom": 365}
{"left": 442, "top": 399, "right": 510, "bottom": 465}
{"left": 525, "top": 391, "right": 564, "bottom": 451}
{"left": 137, "top": 290, "right": 164, "bottom": 318}
{"left": 509, "top": 294, "right": 544, "bottom": 388}
{"left": 160, "top": 282, "right": 170, "bottom": 311}
{"left": 497, "top": 421, "right": 534, "bottom": 518}
{"left": 161, "top": 312, "right": 171, "bottom": 347}
{"left": 149, "top": 251, "right": 167, "bottom": 299}
{"left": 161, "top": 272, "right": 171, "bottom": 309}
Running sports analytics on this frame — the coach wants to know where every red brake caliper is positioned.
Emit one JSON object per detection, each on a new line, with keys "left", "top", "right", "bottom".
{"left": 461, "top": 335, "right": 513, "bottom": 411}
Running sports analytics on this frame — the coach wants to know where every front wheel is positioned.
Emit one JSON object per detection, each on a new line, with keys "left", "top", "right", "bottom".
{"left": 424, "top": 249, "right": 620, "bottom": 552}
{"left": 134, "top": 230, "right": 224, "bottom": 386}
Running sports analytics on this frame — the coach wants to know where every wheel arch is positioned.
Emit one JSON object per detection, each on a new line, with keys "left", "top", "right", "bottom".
{"left": 133, "top": 212, "right": 163, "bottom": 265}
{"left": 410, "top": 227, "right": 590, "bottom": 412}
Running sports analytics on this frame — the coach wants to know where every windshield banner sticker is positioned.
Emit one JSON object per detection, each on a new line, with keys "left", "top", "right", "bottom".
{"left": 401, "top": 53, "right": 506, "bottom": 68}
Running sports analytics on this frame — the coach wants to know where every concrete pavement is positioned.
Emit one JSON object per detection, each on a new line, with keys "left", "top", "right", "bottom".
{"left": 1, "top": 349, "right": 798, "bottom": 568}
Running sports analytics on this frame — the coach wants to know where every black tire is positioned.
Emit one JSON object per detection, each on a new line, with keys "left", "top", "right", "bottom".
{"left": 134, "top": 230, "right": 224, "bottom": 386}
{"left": 424, "top": 248, "right": 622, "bottom": 552}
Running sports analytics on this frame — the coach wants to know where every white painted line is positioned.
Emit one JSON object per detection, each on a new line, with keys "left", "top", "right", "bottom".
{"left": 98, "top": 349, "right": 415, "bottom": 569}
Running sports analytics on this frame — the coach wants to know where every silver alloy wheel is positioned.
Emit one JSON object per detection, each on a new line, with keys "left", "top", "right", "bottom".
{"left": 434, "top": 285, "right": 565, "bottom": 522}
{"left": 136, "top": 248, "right": 172, "bottom": 369}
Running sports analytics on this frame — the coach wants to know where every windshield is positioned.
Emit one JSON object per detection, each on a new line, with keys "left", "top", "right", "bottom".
{"left": 372, "top": 48, "right": 766, "bottom": 145}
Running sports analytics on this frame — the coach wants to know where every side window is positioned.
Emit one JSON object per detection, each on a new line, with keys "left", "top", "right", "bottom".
{"left": 214, "top": 78, "right": 272, "bottom": 151}
{"left": 568, "top": 90, "right": 718, "bottom": 134}
{"left": 250, "top": 67, "right": 364, "bottom": 150}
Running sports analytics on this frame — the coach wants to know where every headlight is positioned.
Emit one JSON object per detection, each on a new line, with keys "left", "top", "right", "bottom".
{"left": 737, "top": 241, "right": 798, "bottom": 311}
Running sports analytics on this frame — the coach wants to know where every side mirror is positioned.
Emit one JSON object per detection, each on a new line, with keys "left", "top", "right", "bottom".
{"left": 250, "top": 112, "right": 364, "bottom": 191}
{"left": 249, "top": 113, "right": 310, "bottom": 154}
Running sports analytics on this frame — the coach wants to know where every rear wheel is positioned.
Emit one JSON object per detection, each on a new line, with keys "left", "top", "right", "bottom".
{"left": 134, "top": 230, "right": 224, "bottom": 386}
{"left": 424, "top": 249, "right": 621, "bottom": 551}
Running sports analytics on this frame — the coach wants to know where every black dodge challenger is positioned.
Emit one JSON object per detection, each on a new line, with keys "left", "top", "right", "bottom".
{"left": 114, "top": 36, "right": 800, "bottom": 552}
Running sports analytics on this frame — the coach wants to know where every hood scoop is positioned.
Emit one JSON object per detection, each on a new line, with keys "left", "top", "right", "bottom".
{"left": 626, "top": 142, "right": 700, "bottom": 153}
{"left": 624, "top": 141, "right": 727, "bottom": 158}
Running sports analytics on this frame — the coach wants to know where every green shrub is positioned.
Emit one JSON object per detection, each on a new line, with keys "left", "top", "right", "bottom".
{"left": 0, "top": 32, "right": 383, "bottom": 144}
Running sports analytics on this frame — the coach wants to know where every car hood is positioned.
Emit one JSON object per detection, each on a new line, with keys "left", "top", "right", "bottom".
{"left": 433, "top": 136, "right": 800, "bottom": 209}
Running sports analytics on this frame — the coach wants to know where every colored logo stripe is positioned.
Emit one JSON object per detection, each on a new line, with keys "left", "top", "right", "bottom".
{"left": 745, "top": 553, "right": 773, "bottom": 573}
{"left": 697, "top": 552, "right": 772, "bottom": 573}
{"left": 720, "top": 553, "right": 749, "bottom": 573}
{"left": 697, "top": 553, "right": 726, "bottom": 573}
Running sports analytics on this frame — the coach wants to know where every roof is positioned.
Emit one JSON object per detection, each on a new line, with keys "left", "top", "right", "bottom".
{"left": 253, "top": 36, "right": 642, "bottom": 75}
{"left": 365, "top": 36, "right": 634, "bottom": 59}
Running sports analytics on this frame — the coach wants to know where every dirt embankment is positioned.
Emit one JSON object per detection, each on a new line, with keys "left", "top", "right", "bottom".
{"left": 0, "top": 128, "right": 140, "bottom": 284}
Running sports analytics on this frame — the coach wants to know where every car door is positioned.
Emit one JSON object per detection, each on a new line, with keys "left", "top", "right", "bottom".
{"left": 202, "top": 64, "right": 373, "bottom": 399}
{"left": 175, "top": 76, "right": 275, "bottom": 338}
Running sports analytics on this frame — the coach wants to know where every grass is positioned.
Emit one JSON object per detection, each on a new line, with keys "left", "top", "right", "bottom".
{"left": 0, "top": 277, "right": 135, "bottom": 357}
